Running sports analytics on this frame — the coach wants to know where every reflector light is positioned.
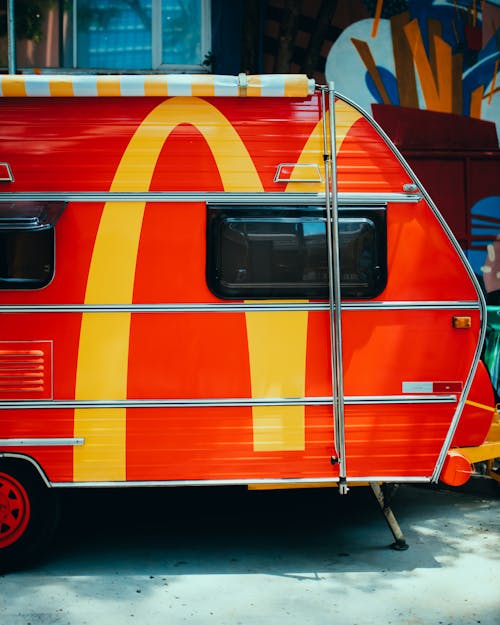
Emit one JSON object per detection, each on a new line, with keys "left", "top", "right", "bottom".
{"left": 452, "top": 316, "right": 471, "bottom": 329}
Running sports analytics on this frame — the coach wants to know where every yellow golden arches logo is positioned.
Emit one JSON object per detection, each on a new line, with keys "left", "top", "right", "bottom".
{"left": 73, "top": 97, "right": 347, "bottom": 480}
{"left": 74, "top": 98, "right": 263, "bottom": 481}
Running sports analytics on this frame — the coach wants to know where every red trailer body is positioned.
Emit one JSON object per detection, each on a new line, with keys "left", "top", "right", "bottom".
{"left": 0, "top": 74, "right": 496, "bottom": 567}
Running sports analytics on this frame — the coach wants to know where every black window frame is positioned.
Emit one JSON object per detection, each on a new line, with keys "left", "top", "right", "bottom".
{"left": 0, "top": 201, "right": 65, "bottom": 290}
{"left": 206, "top": 205, "right": 387, "bottom": 300}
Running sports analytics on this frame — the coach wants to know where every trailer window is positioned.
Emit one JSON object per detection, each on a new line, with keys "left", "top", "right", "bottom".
{"left": 0, "top": 202, "right": 65, "bottom": 290}
{"left": 0, "top": 230, "right": 54, "bottom": 289}
{"left": 207, "top": 207, "right": 387, "bottom": 299}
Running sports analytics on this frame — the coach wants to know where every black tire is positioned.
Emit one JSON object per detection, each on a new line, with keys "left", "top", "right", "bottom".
{"left": 0, "top": 459, "right": 60, "bottom": 572}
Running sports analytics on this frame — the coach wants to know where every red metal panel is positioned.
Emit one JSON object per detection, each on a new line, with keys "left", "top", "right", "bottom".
{"left": 127, "top": 312, "right": 252, "bottom": 400}
{"left": 337, "top": 118, "right": 413, "bottom": 193}
{"left": 0, "top": 93, "right": 487, "bottom": 485}
{"left": 383, "top": 201, "right": 478, "bottom": 302}
{"left": 345, "top": 403, "right": 453, "bottom": 478}
{"left": 131, "top": 202, "right": 215, "bottom": 303}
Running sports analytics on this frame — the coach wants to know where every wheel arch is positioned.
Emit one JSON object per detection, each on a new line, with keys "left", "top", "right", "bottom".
{"left": 0, "top": 453, "right": 52, "bottom": 488}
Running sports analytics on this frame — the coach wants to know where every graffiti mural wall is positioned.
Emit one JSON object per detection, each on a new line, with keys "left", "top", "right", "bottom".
{"left": 262, "top": 0, "right": 500, "bottom": 304}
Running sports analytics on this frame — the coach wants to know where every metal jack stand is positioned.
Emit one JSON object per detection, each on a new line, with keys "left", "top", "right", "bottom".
{"left": 370, "top": 482, "right": 409, "bottom": 550}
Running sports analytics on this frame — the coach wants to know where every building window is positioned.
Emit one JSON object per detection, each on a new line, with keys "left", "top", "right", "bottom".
{"left": 0, "top": 1, "right": 211, "bottom": 72}
{"left": 76, "top": 0, "right": 211, "bottom": 71}
{"left": 207, "top": 206, "right": 387, "bottom": 300}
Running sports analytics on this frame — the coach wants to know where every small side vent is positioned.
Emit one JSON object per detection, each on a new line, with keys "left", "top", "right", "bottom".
{"left": 0, "top": 341, "right": 53, "bottom": 399}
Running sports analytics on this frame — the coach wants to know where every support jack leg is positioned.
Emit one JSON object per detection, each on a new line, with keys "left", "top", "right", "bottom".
{"left": 369, "top": 482, "right": 409, "bottom": 551}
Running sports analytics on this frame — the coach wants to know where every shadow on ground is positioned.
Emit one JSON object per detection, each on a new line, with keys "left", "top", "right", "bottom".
{"left": 32, "top": 480, "right": 498, "bottom": 579}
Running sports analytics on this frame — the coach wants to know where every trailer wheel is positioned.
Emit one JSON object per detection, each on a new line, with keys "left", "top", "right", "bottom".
{"left": 0, "top": 461, "right": 60, "bottom": 572}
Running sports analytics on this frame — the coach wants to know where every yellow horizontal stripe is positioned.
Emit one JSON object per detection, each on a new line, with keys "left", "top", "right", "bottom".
{"left": 144, "top": 76, "right": 169, "bottom": 96}
{"left": 1, "top": 76, "right": 27, "bottom": 97}
{"left": 284, "top": 75, "right": 309, "bottom": 97}
{"left": 0, "top": 74, "right": 315, "bottom": 98}
{"left": 465, "top": 399, "right": 496, "bottom": 412}
{"left": 455, "top": 440, "right": 500, "bottom": 463}
{"left": 246, "top": 86, "right": 262, "bottom": 97}
{"left": 192, "top": 75, "right": 215, "bottom": 97}
{"left": 49, "top": 78, "right": 74, "bottom": 97}
{"left": 96, "top": 77, "right": 121, "bottom": 96}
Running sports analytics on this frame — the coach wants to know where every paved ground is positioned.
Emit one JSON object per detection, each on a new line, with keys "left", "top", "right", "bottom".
{"left": 0, "top": 479, "right": 498, "bottom": 625}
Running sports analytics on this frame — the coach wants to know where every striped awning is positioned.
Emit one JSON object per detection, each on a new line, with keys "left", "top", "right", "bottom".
{"left": 0, "top": 73, "right": 315, "bottom": 98}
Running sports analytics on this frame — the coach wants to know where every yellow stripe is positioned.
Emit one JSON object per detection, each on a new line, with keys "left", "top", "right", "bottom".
{"left": 285, "top": 101, "right": 362, "bottom": 193}
{"left": 246, "top": 303, "right": 308, "bottom": 451}
{"left": 49, "top": 78, "right": 74, "bottom": 97}
{"left": 96, "top": 77, "right": 122, "bottom": 96}
{"left": 284, "top": 75, "right": 309, "bottom": 97}
{"left": 465, "top": 399, "right": 496, "bottom": 412}
{"left": 246, "top": 76, "right": 262, "bottom": 97}
{"left": 1, "top": 76, "right": 27, "bottom": 97}
{"left": 74, "top": 98, "right": 262, "bottom": 481}
{"left": 455, "top": 440, "right": 500, "bottom": 463}
{"left": 144, "top": 76, "right": 169, "bottom": 96}
{"left": 192, "top": 75, "right": 215, "bottom": 97}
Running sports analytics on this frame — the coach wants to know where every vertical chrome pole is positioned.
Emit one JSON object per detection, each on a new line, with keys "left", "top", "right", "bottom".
{"left": 328, "top": 81, "right": 348, "bottom": 494}
{"left": 73, "top": 0, "right": 78, "bottom": 68}
{"left": 7, "top": 0, "right": 17, "bottom": 74}
{"left": 321, "top": 87, "right": 340, "bottom": 469}
{"left": 152, "top": 0, "right": 162, "bottom": 69}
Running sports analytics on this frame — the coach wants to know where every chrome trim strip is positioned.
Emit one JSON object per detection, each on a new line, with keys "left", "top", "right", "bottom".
{"left": 326, "top": 81, "right": 347, "bottom": 489}
{"left": 49, "top": 475, "right": 431, "bottom": 488}
{"left": 346, "top": 394, "right": 457, "bottom": 404}
{"left": 0, "top": 394, "right": 457, "bottom": 410}
{"left": 0, "top": 301, "right": 481, "bottom": 314}
{"left": 0, "top": 452, "right": 432, "bottom": 488}
{"left": 0, "top": 191, "right": 421, "bottom": 205}
{"left": 0, "top": 437, "right": 84, "bottom": 447}
{"left": 345, "top": 301, "right": 480, "bottom": 311}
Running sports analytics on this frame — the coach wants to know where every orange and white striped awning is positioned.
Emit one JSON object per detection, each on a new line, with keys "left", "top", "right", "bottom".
{"left": 0, "top": 73, "right": 315, "bottom": 98}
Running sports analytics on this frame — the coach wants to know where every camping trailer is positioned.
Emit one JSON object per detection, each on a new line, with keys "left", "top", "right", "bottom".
{"left": 0, "top": 74, "right": 498, "bottom": 568}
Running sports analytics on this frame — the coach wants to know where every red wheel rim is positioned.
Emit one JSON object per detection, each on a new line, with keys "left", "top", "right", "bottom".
{"left": 0, "top": 473, "right": 31, "bottom": 548}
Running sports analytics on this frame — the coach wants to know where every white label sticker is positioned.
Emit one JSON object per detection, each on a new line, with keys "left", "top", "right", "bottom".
{"left": 402, "top": 381, "right": 433, "bottom": 393}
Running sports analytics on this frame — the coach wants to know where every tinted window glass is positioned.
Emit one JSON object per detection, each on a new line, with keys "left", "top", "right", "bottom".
{"left": 207, "top": 207, "right": 386, "bottom": 299}
{"left": 0, "top": 229, "right": 54, "bottom": 289}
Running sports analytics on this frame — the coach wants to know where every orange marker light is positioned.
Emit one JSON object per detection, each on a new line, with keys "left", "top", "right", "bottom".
{"left": 452, "top": 316, "right": 472, "bottom": 329}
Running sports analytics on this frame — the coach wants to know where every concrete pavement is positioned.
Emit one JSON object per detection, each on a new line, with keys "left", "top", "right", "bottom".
{"left": 0, "top": 480, "right": 498, "bottom": 625}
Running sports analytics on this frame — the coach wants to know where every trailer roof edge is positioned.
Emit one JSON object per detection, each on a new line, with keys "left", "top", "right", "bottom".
{"left": 0, "top": 73, "right": 315, "bottom": 98}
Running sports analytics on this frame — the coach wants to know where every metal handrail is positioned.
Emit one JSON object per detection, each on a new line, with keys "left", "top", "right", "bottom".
{"left": 320, "top": 82, "right": 348, "bottom": 494}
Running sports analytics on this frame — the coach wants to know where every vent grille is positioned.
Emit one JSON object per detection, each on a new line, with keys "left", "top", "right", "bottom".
{"left": 0, "top": 341, "right": 53, "bottom": 399}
